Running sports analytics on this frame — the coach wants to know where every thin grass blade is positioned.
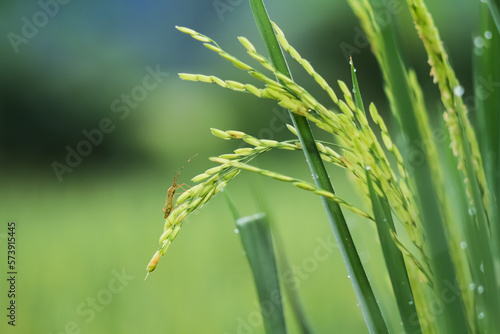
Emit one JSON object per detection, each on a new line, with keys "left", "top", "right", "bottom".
{"left": 236, "top": 213, "right": 287, "bottom": 334}
{"left": 366, "top": 171, "right": 421, "bottom": 333}
{"left": 250, "top": 182, "right": 314, "bottom": 334}
{"left": 351, "top": 58, "right": 421, "bottom": 332}
{"left": 486, "top": 0, "right": 500, "bottom": 35}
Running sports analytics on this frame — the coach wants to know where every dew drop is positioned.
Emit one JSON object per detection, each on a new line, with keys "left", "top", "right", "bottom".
{"left": 454, "top": 85, "right": 464, "bottom": 97}
{"left": 485, "top": 31, "right": 493, "bottom": 39}
{"left": 460, "top": 241, "right": 468, "bottom": 249}
{"left": 480, "top": 263, "right": 484, "bottom": 273}
{"left": 478, "top": 285, "right": 484, "bottom": 294}
{"left": 366, "top": 166, "right": 371, "bottom": 171}
{"left": 469, "top": 283, "right": 476, "bottom": 291}
{"left": 474, "top": 36, "right": 484, "bottom": 48}
{"left": 349, "top": 59, "right": 352, "bottom": 65}
{"left": 347, "top": 275, "right": 351, "bottom": 279}
{"left": 409, "top": 301, "right": 414, "bottom": 305}
{"left": 468, "top": 207, "right": 477, "bottom": 216}
{"left": 474, "top": 36, "right": 485, "bottom": 48}
{"left": 234, "top": 228, "right": 239, "bottom": 234}
{"left": 354, "top": 68, "right": 357, "bottom": 72}
{"left": 478, "top": 312, "right": 485, "bottom": 319}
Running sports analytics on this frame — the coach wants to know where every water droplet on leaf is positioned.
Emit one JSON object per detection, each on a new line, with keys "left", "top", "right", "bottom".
{"left": 454, "top": 85, "right": 464, "bottom": 97}
{"left": 474, "top": 36, "right": 484, "bottom": 48}
{"left": 468, "top": 207, "right": 476, "bottom": 215}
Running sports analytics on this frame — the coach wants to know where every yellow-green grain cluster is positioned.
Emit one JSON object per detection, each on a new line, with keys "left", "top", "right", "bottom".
{"left": 406, "top": 0, "right": 490, "bottom": 216}
{"left": 175, "top": 23, "right": 428, "bottom": 272}
{"left": 145, "top": 164, "right": 240, "bottom": 276}
{"left": 213, "top": 156, "right": 371, "bottom": 219}
{"left": 145, "top": 143, "right": 269, "bottom": 276}
{"left": 345, "top": 1, "right": 497, "bottom": 330}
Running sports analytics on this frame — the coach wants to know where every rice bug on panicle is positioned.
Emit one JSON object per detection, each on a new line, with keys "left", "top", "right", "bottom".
{"left": 163, "top": 154, "right": 198, "bottom": 219}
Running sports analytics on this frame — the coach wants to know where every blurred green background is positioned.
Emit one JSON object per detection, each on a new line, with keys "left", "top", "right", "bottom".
{"left": 0, "top": 0, "right": 478, "bottom": 333}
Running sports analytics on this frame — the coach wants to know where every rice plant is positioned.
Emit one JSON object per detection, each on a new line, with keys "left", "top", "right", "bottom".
{"left": 145, "top": 0, "right": 500, "bottom": 332}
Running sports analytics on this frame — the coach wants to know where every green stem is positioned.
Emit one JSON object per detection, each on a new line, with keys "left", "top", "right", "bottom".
{"left": 248, "top": 1, "right": 389, "bottom": 332}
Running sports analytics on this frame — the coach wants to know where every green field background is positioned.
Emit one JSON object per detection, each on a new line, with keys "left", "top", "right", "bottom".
{"left": 0, "top": 1, "right": 477, "bottom": 333}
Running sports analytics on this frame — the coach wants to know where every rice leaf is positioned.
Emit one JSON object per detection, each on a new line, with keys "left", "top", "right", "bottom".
{"left": 486, "top": 0, "right": 500, "bottom": 35}
{"left": 366, "top": 170, "right": 421, "bottom": 333}
{"left": 236, "top": 213, "right": 286, "bottom": 334}
{"left": 352, "top": 59, "right": 421, "bottom": 332}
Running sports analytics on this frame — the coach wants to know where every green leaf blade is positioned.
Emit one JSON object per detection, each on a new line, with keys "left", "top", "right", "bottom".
{"left": 236, "top": 213, "right": 287, "bottom": 334}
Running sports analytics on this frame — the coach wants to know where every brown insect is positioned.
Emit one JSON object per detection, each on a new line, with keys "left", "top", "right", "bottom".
{"left": 163, "top": 154, "right": 197, "bottom": 219}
